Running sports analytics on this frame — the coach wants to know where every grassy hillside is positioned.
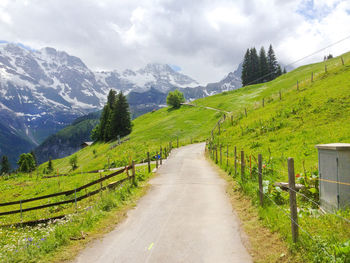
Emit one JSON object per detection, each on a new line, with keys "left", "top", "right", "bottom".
{"left": 1, "top": 51, "right": 350, "bottom": 262}
{"left": 197, "top": 52, "right": 350, "bottom": 173}
{"left": 203, "top": 52, "right": 350, "bottom": 262}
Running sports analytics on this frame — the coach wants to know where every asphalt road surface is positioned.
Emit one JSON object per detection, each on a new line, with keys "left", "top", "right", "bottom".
{"left": 74, "top": 143, "right": 252, "bottom": 263}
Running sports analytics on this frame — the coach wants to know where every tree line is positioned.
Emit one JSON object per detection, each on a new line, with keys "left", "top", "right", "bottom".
{"left": 91, "top": 90, "right": 132, "bottom": 142}
{"left": 241, "top": 44, "right": 285, "bottom": 86}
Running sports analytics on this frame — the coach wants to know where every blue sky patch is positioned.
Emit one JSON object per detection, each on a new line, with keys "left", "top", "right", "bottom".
{"left": 169, "top": 64, "right": 181, "bottom": 72}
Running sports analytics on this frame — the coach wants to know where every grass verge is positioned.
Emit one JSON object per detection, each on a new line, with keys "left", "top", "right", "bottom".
{"left": 0, "top": 165, "right": 156, "bottom": 263}
{"left": 206, "top": 152, "right": 304, "bottom": 263}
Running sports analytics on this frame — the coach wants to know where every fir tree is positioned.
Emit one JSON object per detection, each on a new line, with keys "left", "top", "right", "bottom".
{"left": 17, "top": 153, "right": 36, "bottom": 173}
{"left": 250, "top": 47, "right": 259, "bottom": 84}
{"left": 258, "top": 47, "right": 268, "bottom": 82}
{"left": 267, "top": 44, "right": 278, "bottom": 81}
{"left": 0, "top": 155, "right": 10, "bottom": 175}
{"left": 96, "top": 90, "right": 117, "bottom": 141}
{"left": 276, "top": 64, "right": 282, "bottom": 77}
{"left": 283, "top": 67, "right": 287, "bottom": 74}
{"left": 30, "top": 151, "right": 37, "bottom": 167}
{"left": 47, "top": 157, "right": 53, "bottom": 173}
{"left": 110, "top": 92, "right": 132, "bottom": 139}
{"left": 241, "top": 49, "right": 251, "bottom": 86}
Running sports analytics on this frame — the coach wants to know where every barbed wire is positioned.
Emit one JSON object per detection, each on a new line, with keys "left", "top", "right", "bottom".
{"left": 256, "top": 185, "right": 334, "bottom": 261}
{"left": 285, "top": 186, "right": 350, "bottom": 224}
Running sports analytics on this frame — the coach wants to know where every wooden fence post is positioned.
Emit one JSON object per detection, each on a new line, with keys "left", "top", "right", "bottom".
{"left": 100, "top": 172, "right": 103, "bottom": 192}
{"left": 231, "top": 115, "right": 233, "bottom": 126}
{"left": 288, "top": 157, "right": 299, "bottom": 243}
{"left": 241, "top": 150, "right": 245, "bottom": 182}
{"left": 218, "top": 122, "right": 221, "bottom": 135}
{"left": 220, "top": 144, "right": 222, "bottom": 165}
{"left": 20, "top": 200, "right": 23, "bottom": 222}
{"left": 226, "top": 144, "right": 229, "bottom": 167}
{"left": 244, "top": 108, "right": 247, "bottom": 117}
{"left": 297, "top": 80, "right": 299, "bottom": 91}
{"left": 147, "top": 152, "right": 151, "bottom": 173}
{"left": 249, "top": 155, "right": 252, "bottom": 179}
{"left": 132, "top": 160, "right": 136, "bottom": 185}
{"left": 156, "top": 152, "right": 159, "bottom": 168}
{"left": 177, "top": 136, "right": 179, "bottom": 148}
{"left": 311, "top": 72, "right": 313, "bottom": 82}
{"left": 160, "top": 147, "right": 162, "bottom": 165}
{"left": 74, "top": 189, "right": 77, "bottom": 212}
{"left": 341, "top": 57, "right": 344, "bottom": 65}
{"left": 258, "top": 154, "right": 263, "bottom": 206}
{"left": 234, "top": 146, "right": 237, "bottom": 176}
{"left": 262, "top": 98, "right": 265, "bottom": 107}
{"left": 215, "top": 146, "right": 218, "bottom": 164}
{"left": 279, "top": 90, "right": 282, "bottom": 100}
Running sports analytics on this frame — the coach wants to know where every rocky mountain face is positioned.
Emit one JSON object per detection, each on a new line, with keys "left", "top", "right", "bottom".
{"left": 0, "top": 42, "right": 242, "bottom": 166}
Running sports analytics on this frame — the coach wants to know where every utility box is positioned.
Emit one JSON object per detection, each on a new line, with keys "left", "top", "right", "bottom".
{"left": 315, "top": 143, "right": 350, "bottom": 211}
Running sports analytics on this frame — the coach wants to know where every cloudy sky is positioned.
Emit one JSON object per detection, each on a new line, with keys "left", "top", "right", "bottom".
{"left": 0, "top": 0, "right": 350, "bottom": 84}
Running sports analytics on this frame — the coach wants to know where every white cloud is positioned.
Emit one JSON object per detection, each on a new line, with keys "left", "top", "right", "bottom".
{"left": 0, "top": 0, "right": 350, "bottom": 83}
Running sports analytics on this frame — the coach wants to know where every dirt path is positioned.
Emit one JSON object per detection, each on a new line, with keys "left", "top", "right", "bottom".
{"left": 74, "top": 143, "right": 252, "bottom": 263}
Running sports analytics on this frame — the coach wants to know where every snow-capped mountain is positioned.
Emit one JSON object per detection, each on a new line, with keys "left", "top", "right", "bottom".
{"left": 0, "top": 42, "right": 241, "bottom": 166}
{"left": 95, "top": 63, "right": 199, "bottom": 94}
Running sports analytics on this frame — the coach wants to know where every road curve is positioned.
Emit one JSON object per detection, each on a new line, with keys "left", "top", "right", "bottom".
{"left": 74, "top": 143, "right": 252, "bottom": 263}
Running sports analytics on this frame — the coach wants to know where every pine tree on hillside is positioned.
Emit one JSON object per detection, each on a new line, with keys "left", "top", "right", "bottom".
{"left": 258, "top": 47, "right": 268, "bottom": 82}
{"left": 267, "top": 44, "right": 278, "bottom": 81}
{"left": 250, "top": 47, "right": 259, "bottom": 84}
{"left": 97, "top": 90, "right": 117, "bottom": 141}
{"left": 276, "top": 64, "right": 282, "bottom": 77}
{"left": 241, "top": 49, "right": 251, "bottom": 86}
{"left": 110, "top": 92, "right": 132, "bottom": 139}
{"left": 0, "top": 155, "right": 10, "bottom": 175}
{"left": 30, "top": 151, "right": 37, "bottom": 167}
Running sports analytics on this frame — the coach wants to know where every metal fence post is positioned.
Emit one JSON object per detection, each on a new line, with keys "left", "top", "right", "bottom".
{"left": 258, "top": 154, "right": 263, "bottom": 206}
{"left": 288, "top": 157, "right": 299, "bottom": 243}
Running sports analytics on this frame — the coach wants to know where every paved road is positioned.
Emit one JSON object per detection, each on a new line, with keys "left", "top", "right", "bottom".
{"left": 74, "top": 143, "right": 252, "bottom": 263}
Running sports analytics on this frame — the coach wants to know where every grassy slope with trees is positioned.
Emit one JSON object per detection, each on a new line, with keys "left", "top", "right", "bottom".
{"left": 1, "top": 51, "right": 350, "bottom": 262}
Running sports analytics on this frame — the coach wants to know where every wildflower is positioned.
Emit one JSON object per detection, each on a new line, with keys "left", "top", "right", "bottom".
{"left": 296, "top": 174, "right": 300, "bottom": 178}
{"left": 263, "top": 164, "right": 266, "bottom": 169}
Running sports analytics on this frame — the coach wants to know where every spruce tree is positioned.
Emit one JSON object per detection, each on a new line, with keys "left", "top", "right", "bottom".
{"left": 0, "top": 155, "right": 10, "bottom": 175}
{"left": 267, "top": 44, "right": 278, "bottom": 81}
{"left": 250, "top": 47, "right": 259, "bottom": 84}
{"left": 97, "top": 90, "right": 117, "bottom": 141}
{"left": 30, "top": 151, "right": 37, "bottom": 167}
{"left": 241, "top": 49, "right": 251, "bottom": 86}
{"left": 47, "top": 157, "right": 53, "bottom": 173}
{"left": 276, "top": 64, "right": 282, "bottom": 77}
{"left": 110, "top": 92, "right": 132, "bottom": 139}
{"left": 259, "top": 47, "right": 268, "bottom": 82}
{"left": 283, "top": 67, "right": 287, "bottom": 74}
